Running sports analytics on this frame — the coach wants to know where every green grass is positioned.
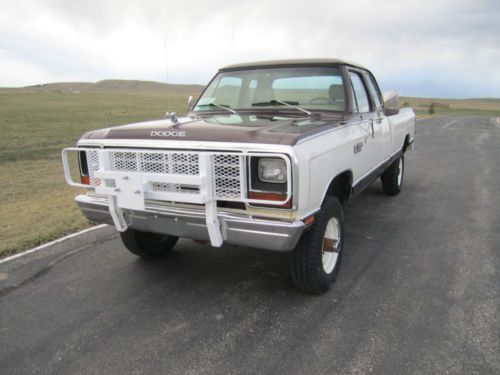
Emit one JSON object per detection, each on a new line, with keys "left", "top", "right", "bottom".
{"left": 0, "top": 86, "right": 498, "bottom": 257}
{"left": 0, "top": 90, "right": 197, "bottom": 257}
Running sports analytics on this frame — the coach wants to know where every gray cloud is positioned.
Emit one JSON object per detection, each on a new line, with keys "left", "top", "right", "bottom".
{"left": 0, "top": 0, "right": 499, "bottom": 97}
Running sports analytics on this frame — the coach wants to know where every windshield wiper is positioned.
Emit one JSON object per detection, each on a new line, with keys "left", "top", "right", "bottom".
{"left": 251, "top": 100, "right": 311, "bottom": 116}
{"left": 196, "top": 102, "right": 237, "bottom": 114}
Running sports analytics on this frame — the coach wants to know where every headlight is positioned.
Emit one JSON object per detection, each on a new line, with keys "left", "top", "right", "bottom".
{"left": 258, "top": 158, "right": 287, "bottom": 183}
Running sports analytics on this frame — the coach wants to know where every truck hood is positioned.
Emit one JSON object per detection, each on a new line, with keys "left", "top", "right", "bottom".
{"left": 79, "top": 113, "right": 345, "bottom": 146}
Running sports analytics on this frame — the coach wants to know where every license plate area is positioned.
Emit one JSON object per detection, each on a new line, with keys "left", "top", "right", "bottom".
{"left": 95, "top": 171, "right": 145, "bottom": 211}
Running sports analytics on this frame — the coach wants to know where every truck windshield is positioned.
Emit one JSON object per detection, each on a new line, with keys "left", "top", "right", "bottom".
{"left": 194, "top": 66, "right": 345, "bottom": 113}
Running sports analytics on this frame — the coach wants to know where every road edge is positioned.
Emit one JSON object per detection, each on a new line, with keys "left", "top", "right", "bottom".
{"left": 0, "top": 224, "right": 108, "bottom": 265}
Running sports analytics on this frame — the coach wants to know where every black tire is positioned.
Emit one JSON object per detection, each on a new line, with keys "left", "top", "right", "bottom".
{"left": 120, "top": 229, "right": 178, "bottom": 259}
{"left": 381, "top": 154, "right": 404, "bottom": 196}
{"left": 289, "top": 196, "right": 344, "bottom": 294}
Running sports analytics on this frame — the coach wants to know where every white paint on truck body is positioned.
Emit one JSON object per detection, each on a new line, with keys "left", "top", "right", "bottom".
{"left": 294, "top": 107, "right": 415, "bottom": 218}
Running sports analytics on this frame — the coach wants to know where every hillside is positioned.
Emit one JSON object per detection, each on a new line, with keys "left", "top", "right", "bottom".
{"left": 5, "top": 79, "right": 205, "bottom": 95}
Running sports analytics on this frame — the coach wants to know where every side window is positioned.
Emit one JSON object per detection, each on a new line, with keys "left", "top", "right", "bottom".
{"left": 349, "top": 72, "right": 370, "bottom": 113}
{"left": 365, "top": 72, "right": 383, "bottom": 110}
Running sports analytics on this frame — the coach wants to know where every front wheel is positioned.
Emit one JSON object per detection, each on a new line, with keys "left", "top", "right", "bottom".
{"left": 120, "top": 229, "right": 178, "bottom": 259}
{"left": 381, "top": 154, "right": 404, "bottom": 196}
{"left": 289, "top": 197, "right": 344, "bottom": 294}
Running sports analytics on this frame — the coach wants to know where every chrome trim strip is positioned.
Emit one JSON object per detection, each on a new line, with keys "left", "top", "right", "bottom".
{"left": 226, "top": 227, "right": 290, "bottom": 237}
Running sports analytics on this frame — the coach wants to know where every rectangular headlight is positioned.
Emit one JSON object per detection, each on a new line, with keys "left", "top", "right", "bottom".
{"left": 258, "top": 158, "right": 287, "bottom": 183}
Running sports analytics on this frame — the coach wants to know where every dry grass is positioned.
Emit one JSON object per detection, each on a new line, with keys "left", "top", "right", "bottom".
{"left": 0, "top": 159, "right": 91, "bottom": 256}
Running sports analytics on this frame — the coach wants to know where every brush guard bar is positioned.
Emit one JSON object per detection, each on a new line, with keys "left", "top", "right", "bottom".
{"left": 62, "top": 147, "right": 292, "bottom": 247}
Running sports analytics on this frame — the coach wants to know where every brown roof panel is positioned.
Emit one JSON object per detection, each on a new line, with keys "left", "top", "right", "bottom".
{"left": 220, "top": 58, "right": 367, "bottom": 71}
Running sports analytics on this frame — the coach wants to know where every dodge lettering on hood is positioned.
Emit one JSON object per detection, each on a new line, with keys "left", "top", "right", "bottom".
{"left": 62, "top": 58, "right": 416, "bottom": 294}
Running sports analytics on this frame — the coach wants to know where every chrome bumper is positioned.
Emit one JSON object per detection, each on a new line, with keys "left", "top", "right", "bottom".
{"left": 75, "top": 195, "right": 304, "bottom": 252}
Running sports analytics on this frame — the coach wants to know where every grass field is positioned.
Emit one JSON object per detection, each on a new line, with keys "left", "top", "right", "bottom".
{"left": 0, "top": 81, "right": 498, "bottom": 257}
{"left": 0, "top": 86, "right": 199, "bottom": 257}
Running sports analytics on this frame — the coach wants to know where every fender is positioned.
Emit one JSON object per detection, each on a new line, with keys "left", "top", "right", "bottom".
{"left": 319, "top": 168, "right": 354, "bottom": 206}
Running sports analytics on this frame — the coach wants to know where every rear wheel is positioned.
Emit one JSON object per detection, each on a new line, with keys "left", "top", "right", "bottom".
{"left": 120, "top": 229, "right": 178, "bottom": 259}
{"left": 289, "top": 197, "right": 344, "bottom": 294}
{"left": 381, "top": 154, "right": 404, "bottom": 196}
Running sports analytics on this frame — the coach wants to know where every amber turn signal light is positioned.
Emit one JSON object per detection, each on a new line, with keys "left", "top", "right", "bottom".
{"left": 248, "top": 191, "right": 292, "bottom": 208}
{"left": 303, "top": 215, "right": 315, "bottom": 226}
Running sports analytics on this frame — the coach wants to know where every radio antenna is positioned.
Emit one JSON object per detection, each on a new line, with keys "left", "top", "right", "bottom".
{"left": 163, "top": 35, "right": 173, "bottom": 118}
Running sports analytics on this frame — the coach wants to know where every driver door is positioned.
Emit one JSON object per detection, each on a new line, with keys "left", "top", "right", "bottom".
{"left": 348, "top": 70, "right": 381, "bottom": 181}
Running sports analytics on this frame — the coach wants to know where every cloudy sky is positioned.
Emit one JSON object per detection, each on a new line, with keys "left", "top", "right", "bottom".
{"left": 1, "top": 0, "right": 499, "bottom": 98}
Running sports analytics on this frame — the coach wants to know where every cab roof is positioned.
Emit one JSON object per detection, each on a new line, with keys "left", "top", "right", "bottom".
{"left": 220, "top": 58, "right": 367, "bottom": 71}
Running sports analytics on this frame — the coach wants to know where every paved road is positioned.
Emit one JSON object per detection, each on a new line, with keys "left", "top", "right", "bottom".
{"left": 1, "top": 117, "right": 499, "bottom": 374}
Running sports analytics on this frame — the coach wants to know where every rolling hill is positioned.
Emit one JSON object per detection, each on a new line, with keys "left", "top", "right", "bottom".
{"left": 6, "top": 79, "right": 205, "bottom": 95}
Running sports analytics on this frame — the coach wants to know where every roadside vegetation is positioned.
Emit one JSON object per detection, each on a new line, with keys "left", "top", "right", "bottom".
{"left": 0, "top": 81, "right": 498, "bottom": 257}
{"left": 400, "top": 97, "right": 500, "bottom": 118}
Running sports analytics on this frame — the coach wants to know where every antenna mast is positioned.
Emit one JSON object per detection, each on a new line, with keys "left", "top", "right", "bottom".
{"left": 164, "top": 35, "right": 172, "bottom": 115}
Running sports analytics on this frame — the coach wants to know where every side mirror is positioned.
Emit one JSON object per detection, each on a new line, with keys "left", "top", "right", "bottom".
{"left": 383, "top": 91, "right": 399, "bottom": 116}
{"left": 187, "top": 95, "right": 194, "bottom": 111}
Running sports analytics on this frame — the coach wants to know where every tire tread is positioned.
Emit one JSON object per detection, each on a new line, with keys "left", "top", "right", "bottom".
{"left": 381, "top": 154, "right": 404, "bottom": 196}
{"left": 120, "top": 229, "right": 178, "bottom": 259}
{"left": 289, "top": 197, "right": 343, "bottom": 294}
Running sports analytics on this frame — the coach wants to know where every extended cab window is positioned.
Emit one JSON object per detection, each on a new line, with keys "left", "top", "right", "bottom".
{"left": 349, "top": 72, "right": 370, "bottom": 113}
{"left": 271, "top": 74, "right": 344, "bottom": 111}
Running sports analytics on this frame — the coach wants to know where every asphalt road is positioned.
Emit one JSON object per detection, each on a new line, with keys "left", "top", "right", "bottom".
{"left": 1, "top": 116, "right": 499, "bottom": 374}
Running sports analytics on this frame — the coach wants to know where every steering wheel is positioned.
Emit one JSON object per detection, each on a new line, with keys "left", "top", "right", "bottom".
{"left": 308, "top": 97, "right": 331, "bottom": 105}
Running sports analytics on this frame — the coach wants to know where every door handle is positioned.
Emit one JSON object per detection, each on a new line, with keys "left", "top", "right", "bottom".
{"left": 369, "top": 119, "right": 375, "bottom": 138}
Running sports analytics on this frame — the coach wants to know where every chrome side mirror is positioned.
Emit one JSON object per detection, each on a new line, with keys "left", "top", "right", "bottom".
{"left": 187, "top": 95, "right": 194, "bottom": 111}
{"left": 383, "top": 91, "right": 400, "bottom": 116}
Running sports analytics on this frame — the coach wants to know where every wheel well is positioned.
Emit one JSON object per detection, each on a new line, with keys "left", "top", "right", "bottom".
{"left": 325, "top": 171, "right": 353, "bottom": 206}
{"left": 402, "top": 134, "right": 411, "bottom": 153}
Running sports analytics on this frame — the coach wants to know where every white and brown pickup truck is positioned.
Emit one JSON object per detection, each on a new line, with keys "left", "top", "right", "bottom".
{"left": 62, "top": 58, "right": 415, "bottom": 294}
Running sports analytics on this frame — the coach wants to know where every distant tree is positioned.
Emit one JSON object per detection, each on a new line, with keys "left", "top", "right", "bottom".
{"left": 403, "top": 101, "right": 410, "bottom": 107}
{"left": 428, "top": 102, "right": 436, "bottom": 116}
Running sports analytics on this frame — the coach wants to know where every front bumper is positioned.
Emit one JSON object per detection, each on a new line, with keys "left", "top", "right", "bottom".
{"left": 76, "top": 195, "right": 304, "bottom": 252}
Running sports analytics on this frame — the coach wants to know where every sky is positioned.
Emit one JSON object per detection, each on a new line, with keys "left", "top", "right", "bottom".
{"left": 0, "top": 0, "right": 499, "bottom": 98}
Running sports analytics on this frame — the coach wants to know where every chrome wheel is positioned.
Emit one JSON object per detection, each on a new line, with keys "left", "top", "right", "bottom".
{"left": 397, "top": 158, "right": 403, "bottom": 187}
{"left": 322, "top": 217, "right": 341, "bottom": 274}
